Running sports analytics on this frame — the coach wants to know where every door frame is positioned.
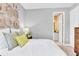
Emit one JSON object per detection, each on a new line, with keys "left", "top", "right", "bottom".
{"left": 52, "top": 12, "right": 65, "bottom": 45}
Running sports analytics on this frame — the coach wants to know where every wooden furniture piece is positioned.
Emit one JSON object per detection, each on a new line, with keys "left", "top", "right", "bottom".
{"left": 74, "top": 27, "right": 79, "bottom": 56}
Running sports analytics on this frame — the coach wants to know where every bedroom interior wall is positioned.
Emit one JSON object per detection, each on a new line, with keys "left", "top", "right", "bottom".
{"left": 70, "top": 5, "right": 79, "bottom": 47}
{"left": 23, "top": 8, "right": 70, "bottom": 45}
{"left": 18, "top": 4, "right": 25, "bottom": 28}
{"left": 24, "top": 9, "right": 53, "bottom": 39}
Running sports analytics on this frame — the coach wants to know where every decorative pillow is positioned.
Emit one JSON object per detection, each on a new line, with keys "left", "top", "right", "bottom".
{"left": 0, "top": 32, "right": 8, "bottom": 49}
{"left": 14, "top": 31, "right": 24, "bottom": 36}
{"left": 11, "top": 29, "right": 20, "bottom": 33}
{"left": 15, "top": 34, "right": 28, "bottom": 47}
{"left": 3, "top": 33, "right": 18, "bottom": 50}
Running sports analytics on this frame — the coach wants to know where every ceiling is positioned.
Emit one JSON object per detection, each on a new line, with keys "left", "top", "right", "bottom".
{"left": 21, "top": 3, "right": 75, "bottom": 9}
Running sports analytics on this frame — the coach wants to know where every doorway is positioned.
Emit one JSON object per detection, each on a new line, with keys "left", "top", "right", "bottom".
{"left": 53, "top": 12, "right": 65, "bottom": 45}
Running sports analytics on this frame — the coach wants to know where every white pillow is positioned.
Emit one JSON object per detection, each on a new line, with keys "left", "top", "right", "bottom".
{"left": 3, "top": 33, "right": 18, "bottom": 50}
{"left": 0, "top": 29, "right": 19, "bottom": 50}
{"left": 1, "top": 29, "right": 9, "bottom": 33}
{"left": 0, "top": 29, "right": 10, "bottom": 49}
{"left": 11, "top": 29, "right": 20, "bottom": 33}
{"left": 0, "top": 32, "right": 8, "bottom": 49}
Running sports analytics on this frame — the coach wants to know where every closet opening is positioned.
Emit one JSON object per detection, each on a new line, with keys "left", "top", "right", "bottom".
{"left": 52, "top": 12, "right": 65, "bottom": 45}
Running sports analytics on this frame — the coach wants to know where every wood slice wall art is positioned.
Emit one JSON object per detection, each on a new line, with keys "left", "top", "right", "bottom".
{"left": 0, "top": 3, "right": 19, "bottom": 29}
{"left": 0, "top": 16, "right": 6, "bottom": 28}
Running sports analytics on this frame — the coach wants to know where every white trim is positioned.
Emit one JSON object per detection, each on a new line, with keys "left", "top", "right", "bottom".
{"left": 52, "top": 12, "right": 65, "bottom": 45}
{"left": 63, "top": 44, "right": 71, "bottom": 46}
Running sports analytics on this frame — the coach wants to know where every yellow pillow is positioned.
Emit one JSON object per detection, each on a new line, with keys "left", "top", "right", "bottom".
{"left": 15, "top": 34, "right": 28, "bottom": 47}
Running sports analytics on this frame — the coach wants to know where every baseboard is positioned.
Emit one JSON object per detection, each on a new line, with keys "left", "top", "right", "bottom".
{"left": 63, "top": 44, "right": 71, "bottom": 46}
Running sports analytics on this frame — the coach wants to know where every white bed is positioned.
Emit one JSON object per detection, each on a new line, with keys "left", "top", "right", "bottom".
{"left": 0, "top": 39, "right": 67, "bottom": 56}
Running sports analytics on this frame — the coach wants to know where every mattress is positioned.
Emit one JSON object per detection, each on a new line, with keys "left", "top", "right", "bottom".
{"left": 0, "top": 39, "right": 67, "bottom": 56}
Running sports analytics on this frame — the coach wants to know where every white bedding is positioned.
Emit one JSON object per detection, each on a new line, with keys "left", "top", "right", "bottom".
{"left": 0, "top": 39, "right": 67, "bottom": 56}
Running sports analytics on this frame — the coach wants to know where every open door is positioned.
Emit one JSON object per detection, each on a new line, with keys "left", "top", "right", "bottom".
{"left": 53, "top": 12, "right": 64, "bottom": 45}
{"left": 58, "top": 13, "right": 63, "bottom": 44}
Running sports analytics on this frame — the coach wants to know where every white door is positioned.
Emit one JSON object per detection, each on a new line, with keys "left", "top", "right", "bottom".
{"left": 59, "top": 14, "right": 63, "bottom": 44}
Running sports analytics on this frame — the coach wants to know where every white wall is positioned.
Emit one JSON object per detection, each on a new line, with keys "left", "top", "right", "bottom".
{"left": 18, "top": 4, "right": 25, "bottom": 28}
{"left": 64, "top": 10, "right": 70, "bottom": 44}
{"left": 24, "top": 9, "right": 53, "bottom": 39}
{"left": 70, "top": 5, "right": 79, "bottom": 47}
{"left": 23, "top": 8, "right": 70, "bottom": 44}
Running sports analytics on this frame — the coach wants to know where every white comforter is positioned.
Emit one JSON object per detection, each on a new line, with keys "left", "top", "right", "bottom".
{"left": 0, "top": 39, "right": 67, "bottom": 56}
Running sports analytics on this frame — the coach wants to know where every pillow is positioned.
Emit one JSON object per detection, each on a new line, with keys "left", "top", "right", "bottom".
{"left": 0, "top": 29, "right": 10, "bottom": 33}
{"left": 0, "top": 32, "right": 8, "bottom": 49}
{"left": 12, "top": 30, "right": 25, "bottom": 36}
{"left": 3, "top": 33, "right": 18, "bottom": 50}
{"left": 11, "top": 29, "right": 20, "bottom": 33}
{"left": 15, "top": 34, "right": 28, "bottom": 47}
